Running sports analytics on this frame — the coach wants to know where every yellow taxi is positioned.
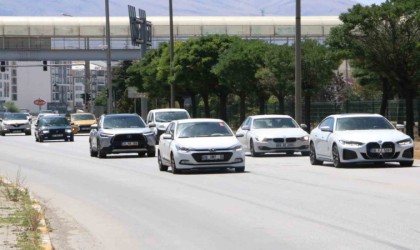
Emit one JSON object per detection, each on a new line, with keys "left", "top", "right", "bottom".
{"left": 70, "top": 112, "right": 97, "bottom": 134}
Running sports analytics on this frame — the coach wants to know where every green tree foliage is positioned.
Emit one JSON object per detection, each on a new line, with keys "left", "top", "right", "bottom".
{"left": 4, "top": 101, "right": 20, "bottom": 113}
{"left": 112, "top": 61, "right": 133, "bottom": 113}
{"left": 327, "top": 0, "right": 420, "bottom": 138}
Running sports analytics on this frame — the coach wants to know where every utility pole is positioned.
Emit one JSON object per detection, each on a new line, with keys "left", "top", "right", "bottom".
{"left": 169, "top": 0, "right": 175, "bottom": 108}
{"left": 295, "top": 0, "right": 302, "bottom": 124}
{"left": 105, "top": 0, "right": 113, "bottom": 114}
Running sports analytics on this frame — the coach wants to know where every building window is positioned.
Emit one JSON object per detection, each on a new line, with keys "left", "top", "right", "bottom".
{"left": 12, "top": 93, "right": 17, "bottom": 101}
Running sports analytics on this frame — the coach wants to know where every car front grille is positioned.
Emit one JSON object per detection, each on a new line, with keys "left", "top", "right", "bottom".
{"left": 112, "top": 134, "right": 147, "bottom": 149}
{"left": 273, "top": 138, "right": 297, "bottom": 143}
{"left": 365, "top": 142, "right": 396, "bottom": 159}
{"left": 50, "top": 129, "right": 65, "bottom": 135}
{"left": 192, "top": 152, "right": 233, "bottom": 162}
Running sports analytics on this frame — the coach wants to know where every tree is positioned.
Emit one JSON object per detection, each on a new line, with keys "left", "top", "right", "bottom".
{"left": 112, "top": 61, "right": 133, "bottom": 113}
{"left": 4, "top": 101, "right": 20, "bottom": 113}
{"left": 327, "top": 0, "right": 420, "bottom": 138}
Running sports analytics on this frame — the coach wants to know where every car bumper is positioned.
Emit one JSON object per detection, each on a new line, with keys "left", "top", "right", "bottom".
{"left": 253, "top": 140, "right": 309, "bottom": 153}
{"left": 174, "top": 150, "right": 245, "bottom": 170}
{"left": 98, "top": 135, "right": 155, "bottom": 154}
{"left": 338, "top": 144, "right": 414, "bottom": 163}
{"left": 2, "top": 126, "right": 31, "bottom": 134}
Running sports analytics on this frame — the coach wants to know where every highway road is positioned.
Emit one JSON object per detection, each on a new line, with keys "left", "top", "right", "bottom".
{"left": 1, "top": 133, "right": 420, "bottom": 250}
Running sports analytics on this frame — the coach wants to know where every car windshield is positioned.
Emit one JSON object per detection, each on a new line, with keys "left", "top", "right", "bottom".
{"left": 40, "top": 117, "right": 69, "bottom": 126}
{"left": 155, "top": 111, "right": 189, "bottom": 122}
{"left": 253, "top": 118, "right": 298, "bottom": 129}
{"left": 335, "top": 117, "right": 394, "bottom": 131}
{"left": 4, "top": 113, "right": 28, "bottom": 120}
{"left": 103, "top": 116, "right": 145, "bottom": 129}
{"left": 177, "top": 122, "right": 232, "bottom": 138}
{"left": 72, "top": 114, "right": 95, "bottom": 121}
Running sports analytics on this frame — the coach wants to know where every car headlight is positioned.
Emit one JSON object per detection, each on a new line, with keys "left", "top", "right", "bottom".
{"left": 143, "top": 132, "right": 154, "bottom": 136}
{"left": 175, "top": 144, "right": 192, "bottom": 152}
{"left": 99, "top": 132, "right": 113, "bottom": 137}
{"left": 65, "top": 129, "right": 72, "bottom": 133}
{"left": 298, "top": 135, "right": 309, "bottom": 141}
{"left": 42, "top": 130, "right": 50, "bottom": 134}
{"left": 255, "top": 136, "right": 269, "bottom": 142}
{"left": 339, "top": 140, "right": 363, "bottom": 146}
{"left": 229, "top": 144, "right": 243, "bottom": 151}
{"left": 397, "top": 138, "right": 413, "bottom": 145}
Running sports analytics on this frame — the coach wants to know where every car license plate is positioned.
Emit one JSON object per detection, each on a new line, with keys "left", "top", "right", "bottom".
{"left": 276, "top": 143, "right": 291, "bottom": 148}
{"left": 370, "top": 148, "right": 393, "bottom": 153}
{"left": 52, "top": 134, "right": 63, "bottom": 137}
{"left": 122, "top": 141, "right": 138, "bottom": 146}
{"left": 12, "top": 130, "right": 22, "bottom": 133}
{"left": 202, "top": 154, "right": 224, "bottom": 161}
{"left": 81, "top": 127, "right": 90, "bottom": 130}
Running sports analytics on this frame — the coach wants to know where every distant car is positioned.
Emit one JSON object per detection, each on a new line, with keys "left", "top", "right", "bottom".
{"left": 70, "top": 112, "right": 97, "bottom": 134}
{"left": 0, "top": 113, "right": 32, "bottom": 136}
{"left": 158, "top": 118, "right": 245, "bottom": 174}
{"left": 34, "top": 115, "right": 74, "bottom": 142}
{"left": 235, "top": 115, "right": 310, "bottom": 157}
{"left": 309, "top": 114, "right": 414, "bottom": 167}
{"left": 146, "top": 108, "right": 191, "bottom": 143}
{"left": 89, "top": 113, "right": 156, "bottom": 158}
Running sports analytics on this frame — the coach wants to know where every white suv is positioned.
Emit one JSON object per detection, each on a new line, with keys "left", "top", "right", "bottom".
{"left": 146, "top": 108, "right": 191, "bottom": 143}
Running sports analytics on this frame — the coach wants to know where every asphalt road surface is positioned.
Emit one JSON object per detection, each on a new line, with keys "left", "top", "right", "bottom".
{"left": 1, "top": 133, "right": 420, "bottom": 250}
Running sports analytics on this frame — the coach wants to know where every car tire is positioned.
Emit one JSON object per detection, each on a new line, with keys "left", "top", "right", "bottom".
{"left": 332, "top": 144, "right": 344, "bottom": 168}
{"left": 97, "top": 142, "right": 107, "bottom": 158}
{"left": 0, "top": 132, "right": 5, "bottom": 136}
{"left": 147, "top": 147, "right": 156, "bottom": 157}
{"left": 171, "top": 153, "right": 180, "bottom": 174}
{"left": 90, "top": 143, "right": 98, "bottom": 157}
{"left": 158, "top": 151, "right": 168, "bottom": 171}
{"left": 301, "top": 151, "right": 310, "bottom": 156}
{"left": 286, "top": 151, "right": 294, "bottom": 156}
{"left": 310, "top": 143, "right": 323, "bottom": 165}
{"left": 399, "top": 161, "right": 413, "bottom": 167}
{"left": 235, "top": 167, "right": 245, "bottom": 173}
{"left": 39, "top": 136, "right": 44, "bottom": 142}
{"left": 70, "top": 136, "right": 74, "bottom": 142}
{"left": 250, "top": 140, "right": 261, "bottom": 157}
{"left": 25, "top": 131, "right": 31, "bottom": 136}
{"left": 138, "top": 152, "right": 146, "bottom": 157}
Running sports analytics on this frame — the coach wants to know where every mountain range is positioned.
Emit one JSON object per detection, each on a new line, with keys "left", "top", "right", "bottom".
{"left": 2, "top": 0, "right": 362, "bottom": 17}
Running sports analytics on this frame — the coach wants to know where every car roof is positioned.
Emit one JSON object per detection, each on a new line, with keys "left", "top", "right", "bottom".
{"left": 149, "top": 108, "right": 188, "bottom": 112}
{"left": 102, "top": 113, "right": 140, "bottom": 117}
{"left": 328, "top": 113, "right": 383, "bottom": 118}
{"left": 71, "top": 112, "right": 95, "bottom": 116}
{"left": 249, "top": 114, "right": 293, "bottom": 119}
{"left": 176, "top": 118, "right": 225, "bottom": 124}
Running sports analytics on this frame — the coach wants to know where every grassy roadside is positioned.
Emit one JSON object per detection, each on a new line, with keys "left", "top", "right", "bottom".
{"left": 0, "top": 175, "right": 46, "bottom": 250}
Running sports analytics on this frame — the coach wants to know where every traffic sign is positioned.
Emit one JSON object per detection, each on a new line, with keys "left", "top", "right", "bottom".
{"left": 33, "top": 98, "right": 46, "bottom": 106}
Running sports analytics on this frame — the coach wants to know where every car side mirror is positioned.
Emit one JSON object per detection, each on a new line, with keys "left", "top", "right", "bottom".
{"left": 320, "top": 126, "right": 332, "bottom": 132}
{"left": 300, "top": 124, "right": 308, "bottom": 130}
{"left": 91, "top": 124, "right": 98, "bottom": 130}
{"left": 162, "top": 133, "right": 172, "bottom": 140}
{"left": 148, "top": 122, "right": 156, "bottom": 128}
{"left": 241, "top": 125, "right": 250, "bottom": 131}
{"left": 236, "top": 133, "right": 244, "bottom": 138}
{"left": 396, "top": 124, "right": 405, "bottom": 131}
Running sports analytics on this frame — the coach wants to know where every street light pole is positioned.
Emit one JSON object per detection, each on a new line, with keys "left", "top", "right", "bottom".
{"left": 169, "top": 0, "right": 175, "bottom": 108}
{"left": 105, "top": 0, "right": 113, "bottom": 114}
{"left": 295, "top": 0, "right": 302, "bottom": 124}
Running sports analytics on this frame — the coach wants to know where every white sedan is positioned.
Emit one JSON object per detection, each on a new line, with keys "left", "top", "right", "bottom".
{"left": 309, "top": 114, "right": 414, "bottom": 167}
{"left": 235, "top": 115, "right": 310, "bottom": 157}
{"left": 158, "top": 118, "right": 245, "bottom": 174}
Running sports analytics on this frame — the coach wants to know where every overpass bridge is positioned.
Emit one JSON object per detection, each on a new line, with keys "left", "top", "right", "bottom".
{"left": 0, "top": 16, "right": 341, "bottom": 61}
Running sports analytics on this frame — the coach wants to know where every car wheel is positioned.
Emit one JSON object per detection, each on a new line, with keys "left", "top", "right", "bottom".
{"left": 301, "top": 151, "right": 310, "bottom": 156}
{"left": 70, "top": 136, "right": 74, "bottom": 142}
{"left": 97, "top": 142, "right": 107, "bottom": 158}
{"left": 171, "top": 153, "right": 180, "bottom": 174}
{"left": 158, "top": 151, "right": 168, "bottom": 171}
{"left": 332, "top": 144, "right": 344, "bottom": 168}
{"left": 64, "top": 138, "right": 68, "bottom": 142}
{"left": 39, "top": 136, "right": 44, "bottom": 142}
{"left": 0, "top": 132, "right": 5, "bottom": 136}
{"left": 235, "top": 167, "right": 245, "bottom": 173}
{"left": 399, "top": 161, "right": 413, "bottom": 167}
{"left": 25, "top": 131, "right": 31, "bottom": 136}
{"left": 250, "top": 140, "right": 261, "bottom": 157}
{"left": 138, "top": 152, "right": 146, "bottom": 157}
{"left": 286, "top": 151, "right": 294, "bottom": 156}
{"left": 310, "top": 143, "right": 323, "bottom": 165}
{"left": 147, "top": 147, "right": 156, "bottom": 157}
{"left": 90, "top": 142, "right": 98, "bottom": 157}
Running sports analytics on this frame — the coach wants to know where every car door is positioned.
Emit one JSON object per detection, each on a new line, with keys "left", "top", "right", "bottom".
{"left": 314, "top": 117, "right": 335, "bottom": 157}
{"left": 160, "top": 122, "right": 175, "bottom": 163}
{"left": 236, "top": 117, "right": 251, "bottom": 151}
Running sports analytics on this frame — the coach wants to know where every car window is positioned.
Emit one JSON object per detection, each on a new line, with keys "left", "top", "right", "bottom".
{"left": 40, "top": 117, "right": 69, "bottom": 126}
{"left": 4, "top": 113, "right": 27, "bottom": 120}
{"left": 319, "top": 117, "right": 334, "bottom": 130}
{"left": 336, "top": 117, "right": 394, "bottom": 131}
{"left": 72, "top": 114, "right": 95, "bottom": 121}
{"left": 155, "top": 111, "right": 189, "bottom": 122}
{"left": 253, "top": 118, "right": 298, "bottom": 129}
{"left": 240, "top": 117, "right": 250, "bottom": 128}
{"left": 103, "top": 116, "right": 145, "bottom": 129}
{"left": 177, "top": 122, "right": 232, "bottom": 138}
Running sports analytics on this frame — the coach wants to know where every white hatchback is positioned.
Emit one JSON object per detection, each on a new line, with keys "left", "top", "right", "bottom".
{"left": 309, "top": 114, "right": 414, "bottom": 167}
{"left": 158, "top": 118, "right": 245, "bottom": 174}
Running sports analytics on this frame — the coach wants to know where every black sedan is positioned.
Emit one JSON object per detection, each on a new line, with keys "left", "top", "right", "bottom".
{"left": 34, "top": 115, "right": 74, "bottom": 142}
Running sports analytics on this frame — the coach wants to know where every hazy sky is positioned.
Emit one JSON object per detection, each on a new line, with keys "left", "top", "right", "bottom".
{"left": 358, "top": 0, "right": 387, "bottom": 4}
